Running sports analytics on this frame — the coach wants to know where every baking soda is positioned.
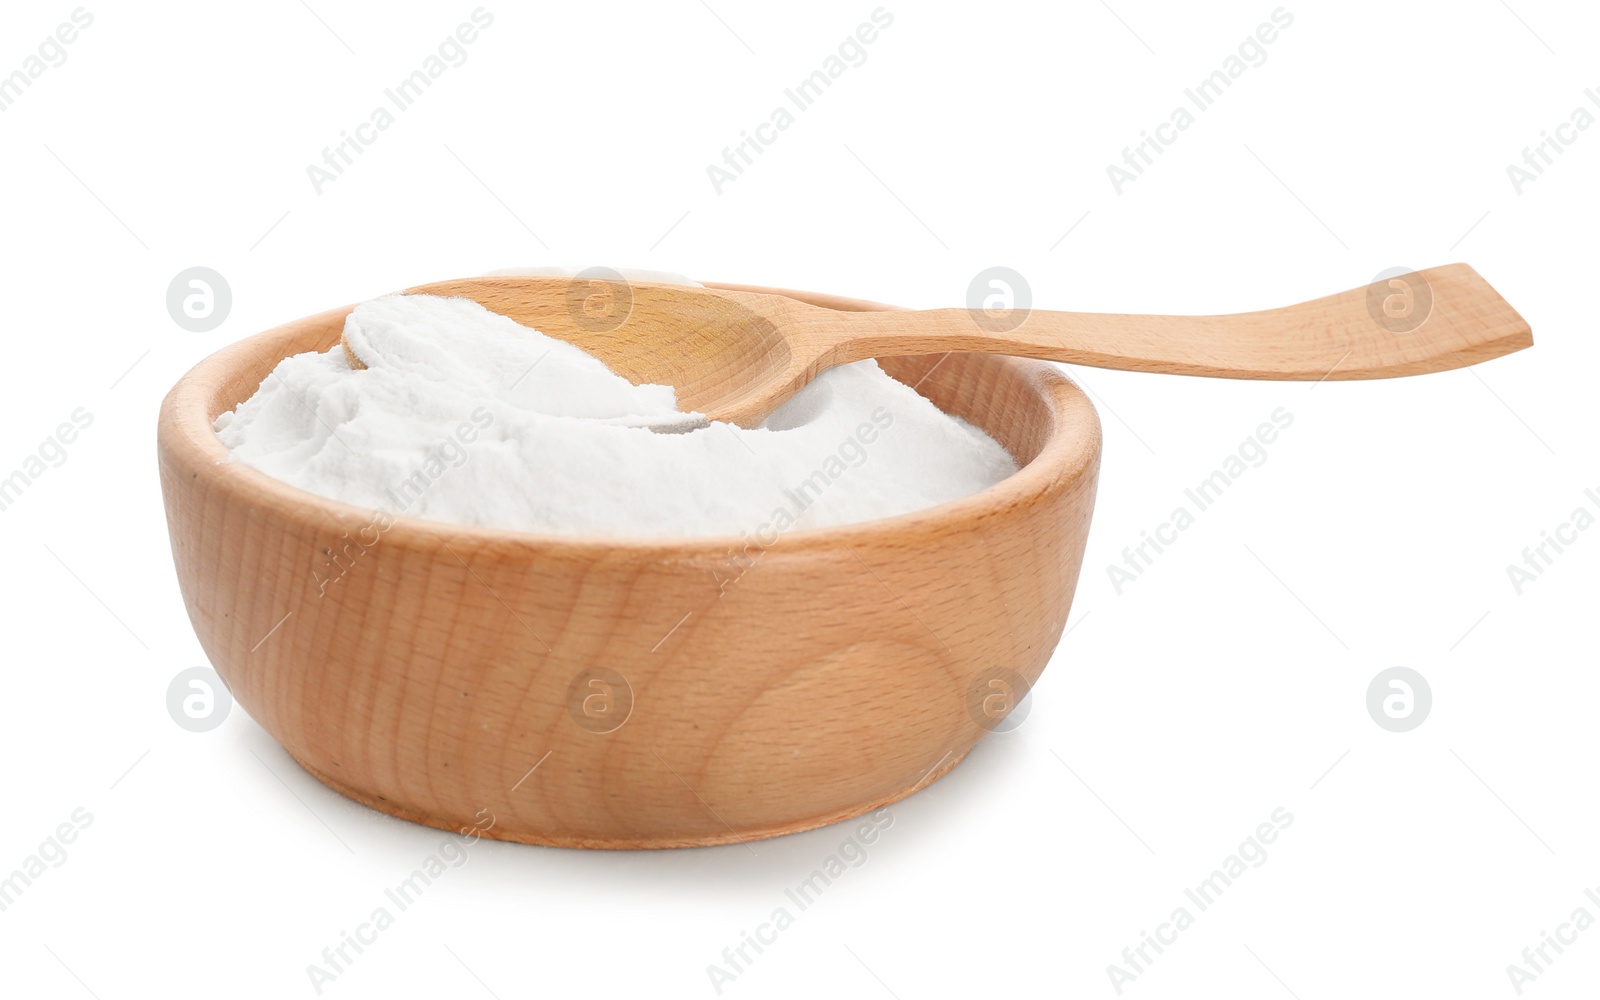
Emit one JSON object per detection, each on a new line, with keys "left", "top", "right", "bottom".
{"left": 217, "top": 288, "right": 1018, "bottom": 537}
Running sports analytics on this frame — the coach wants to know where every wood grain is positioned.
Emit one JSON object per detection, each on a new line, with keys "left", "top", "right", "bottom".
{"left": 157, "top": 285, "right": 1102, "bottom": 849}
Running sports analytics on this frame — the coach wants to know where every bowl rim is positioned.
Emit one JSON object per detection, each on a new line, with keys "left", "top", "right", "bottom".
{"left": 158, "top": 281, "right": 1102, "bottom": 557}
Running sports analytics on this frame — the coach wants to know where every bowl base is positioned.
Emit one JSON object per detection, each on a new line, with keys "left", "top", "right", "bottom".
{"left": 285, "top": 744, "right": 975, "bottom": 850}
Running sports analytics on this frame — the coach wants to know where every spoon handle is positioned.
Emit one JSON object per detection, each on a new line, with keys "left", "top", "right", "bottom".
{"left": 815, "top": 263, "right": 1530, "bottom": 380}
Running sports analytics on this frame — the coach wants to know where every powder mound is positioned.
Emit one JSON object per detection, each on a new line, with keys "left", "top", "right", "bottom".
{"left": 217, "top": 293, "right": 1019, "bottom": 537}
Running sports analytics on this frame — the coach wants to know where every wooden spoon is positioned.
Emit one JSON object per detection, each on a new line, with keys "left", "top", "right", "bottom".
{"left": 345, "top": 262, "right": 1530, "bottom": 428}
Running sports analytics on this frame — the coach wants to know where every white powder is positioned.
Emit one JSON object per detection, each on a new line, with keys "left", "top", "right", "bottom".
{"left": 216, "top": 289, "right": 1018, "bottom": 538}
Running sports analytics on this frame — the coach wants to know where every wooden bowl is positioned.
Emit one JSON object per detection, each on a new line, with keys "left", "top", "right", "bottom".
{"left": 157, "top": 282, "right": 1102, "bottom": 849}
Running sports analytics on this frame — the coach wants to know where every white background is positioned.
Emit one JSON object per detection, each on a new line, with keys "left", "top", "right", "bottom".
{"left": 1, "top": 1, "right": 1595, "bottom": 997}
